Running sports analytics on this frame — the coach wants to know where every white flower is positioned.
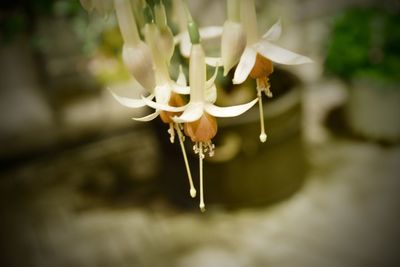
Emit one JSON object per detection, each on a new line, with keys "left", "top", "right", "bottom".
{"left": 227, "top": 0, "right": 312, "bottom": 142}
{"left": 172, "top": 44, "right": 257, "bottom": 124}
{"left": 110, "top": 22, "right": 197, "bottom": 199}
{"left": 146, "top": 43, "right": 257, "bottom": 212}
{"left": 232, "top": 19, "right": 312, "bottom": 84}
{"left": 110, "top": 23, "right": 190, "bottom": 122}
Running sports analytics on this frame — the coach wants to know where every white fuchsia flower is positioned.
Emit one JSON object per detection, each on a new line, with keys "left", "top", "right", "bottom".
{"left": 147, "top": 42, "right": 257, "bottom": 211}
{"left": 231, "top": 0, "right": 312, "bottom": 142}
{"left": 110, "top": 20, "right": 198, "bottom": 199}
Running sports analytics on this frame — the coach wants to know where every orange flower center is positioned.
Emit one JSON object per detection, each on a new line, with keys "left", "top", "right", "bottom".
{"left": 249, "top": 53, "right": 273, "bottom": 79}
{"left": 160, "top": 92, "right": 185, "bottom": 124}
{"left": 184, "top": 112, "right": 218, "bottom": 142}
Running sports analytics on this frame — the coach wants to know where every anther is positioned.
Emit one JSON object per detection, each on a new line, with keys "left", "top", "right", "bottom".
{"left": 168, "top": 123, "right": 175, "bottom": 143}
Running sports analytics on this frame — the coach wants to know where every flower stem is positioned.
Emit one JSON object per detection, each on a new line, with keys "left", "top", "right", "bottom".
{"left": 175, "top": 124, "right": 196, "bottom": 198}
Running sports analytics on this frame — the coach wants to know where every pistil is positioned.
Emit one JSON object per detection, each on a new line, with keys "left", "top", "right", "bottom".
{"left": 256, "top": 78, "right": 267, "bottom": 143}
{"left": 175, "top": 124, "right": 196, "bottom": 198}
{"left": 198, "top": 142, "right": 205, "bottom": 212}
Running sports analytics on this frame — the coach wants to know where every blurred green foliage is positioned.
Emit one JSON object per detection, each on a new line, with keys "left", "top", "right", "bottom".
{"left": 0, "top": 0, "right": 83, "bottom": 44}
{"left": 325, "top": 8, "right": 400, "bottom": 85}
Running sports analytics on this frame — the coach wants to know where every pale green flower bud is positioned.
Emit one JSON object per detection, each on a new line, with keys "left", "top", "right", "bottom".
{"left": 122, "top": 42, "right": 156, "bottom": 92}
{"left": 154, "top": 3, "right": 174, "bottom": 63}
{"left": 221, "top": 20, "right": 246, "bottom": 76}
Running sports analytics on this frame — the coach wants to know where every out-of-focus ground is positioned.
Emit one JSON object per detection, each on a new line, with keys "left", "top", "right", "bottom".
{"left": 0, "top": 0, "right": 399, "bottom": 266}
{"left": 1, "top": 77, "right": 399, "bottom": 267}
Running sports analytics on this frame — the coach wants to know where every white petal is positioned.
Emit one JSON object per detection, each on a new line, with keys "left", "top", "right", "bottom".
{"left": 171, "top": 83, "right": 190, "bottom": 94}
{"left": 132, "top": 110, "right": 160, "bottom": 122}
{"left": 205, "top": 84, "right": 217, "bottom": 104}
{"left": 141, "top": 95, "right": 187, "bottom": 112}
{"left": 173, "top": 102, "right": 204, "bottom": 123}
{"left": 178, "top": 32, "right": 192, "bottom": 58}
{"left": 205, "top": 57, "right": 223, "bottom": 67}
{"left": 109, "top": 89, "right": 153, "bottom": 108}
{"left": 262, "top": 18, "right": 282, "bottom": 41}
{"left": 256, "top": 40, "right": 313, "bottom": 65}
{"left": 176, "top": 65, "right": 187, "bottom": 86}
{"left": 232, "top": 47, "right": 257, "bottom": 84}
{"left": 205, "top": 66, "right": 219, "bottom": 89}
{"left": 154, "top": 84, "right": 171, "bottom": 104}
{"left": 204, "top": 98, "right": 258, "bottom": 118}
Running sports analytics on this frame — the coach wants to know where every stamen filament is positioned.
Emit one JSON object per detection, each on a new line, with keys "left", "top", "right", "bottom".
{"left": 257, "top": 79, "right": 267, "bottom": 143}
{"left": 199, "top": 142, "right": 206, "bottom": 212}
{"left": 175, "top": 124, "right": 196, "bottom": 198}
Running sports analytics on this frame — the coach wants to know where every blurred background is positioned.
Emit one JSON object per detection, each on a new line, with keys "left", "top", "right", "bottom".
{"left": 0, "top": 0, "right": 399, "bottom": 266}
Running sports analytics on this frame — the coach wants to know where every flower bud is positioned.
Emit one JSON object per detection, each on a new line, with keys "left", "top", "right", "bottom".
{"left": 221, "top": 21, "right": 246, "bottom": 76}
{"left": 154, "top": 3, "right": 174, "bottom": 63}
{"left": 157, "top": 28, "right": 175, "bottom": 64}
{"left": 122, "top": 42, "right": 156, "bottom": 92}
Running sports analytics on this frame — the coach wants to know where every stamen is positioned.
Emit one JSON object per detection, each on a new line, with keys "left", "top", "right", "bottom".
{"left": 168, "top": 123, "right": 175, "bottom": 143}
{"left": 198, "top": 142, "right": 206, "bottom": 212}
{"left": 175, "top": 123, "right": 196, "bottom": 198}
{"left": 206, "top": 141, "right": 215, "bottom": 157}
{"left": 264, "top": 78, "right": 273, "bottom": 98}
{"left": 256, "top": 79, "right": 267, "bottom": 143}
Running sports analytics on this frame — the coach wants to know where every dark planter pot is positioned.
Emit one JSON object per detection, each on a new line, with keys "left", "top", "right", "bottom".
{"left": 154, "top": 69, "right": 307, "bottom": 210}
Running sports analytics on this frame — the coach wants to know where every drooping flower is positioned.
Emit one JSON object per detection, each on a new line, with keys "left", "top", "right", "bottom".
{"left": 110, "top": 13, "right": 199, "bottom": 198}
{"left": 231, "top": 0, "right": 312, "bottom": 142}
{"left": 146, "top": 41, "right": 257, "bottom": 211}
